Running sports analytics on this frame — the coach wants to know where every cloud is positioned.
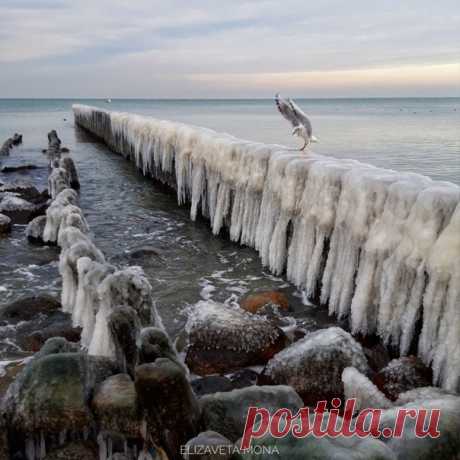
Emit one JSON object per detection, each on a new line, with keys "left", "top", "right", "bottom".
{"left": 0, "top": 0, "right": 459, "bottom": 96}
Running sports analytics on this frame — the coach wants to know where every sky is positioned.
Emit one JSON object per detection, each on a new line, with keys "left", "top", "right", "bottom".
{"left": 0, "top": 0, "right": 459, "bottom": 98}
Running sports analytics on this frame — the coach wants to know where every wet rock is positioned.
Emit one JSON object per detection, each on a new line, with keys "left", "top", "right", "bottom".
{"left": 135, "top": 358, "right": 200, "bottom": 460}
{"left": 0, "top": 295, "right": 61, "bottom": 325}
{"left": 184, "top": 431, "right": 235, "bottom": 460}
{"left": 191, "top": 375, "right": 234, "bottom": 396}
{"left": 185, "top": 301, "right": 287, "bottom": 375}
{"left": 228, "top": 369, "right": 259, "bottom": 389}
{"left": 373, "top": 356, "right": 433, "bottom": 401}
{"left": 360, "top": 339, "right": 391, "bottom": 373}
{"left": 0, "top": 213, "right": 12, "bottom": 234}
{"left": 26, "top": 215, "right": 47, "bottom": 244}
{"left": 200, "top": 385, "right": 303, "bottom": 443}
{"left": 379, "top": 395, "right": 460, "bottom": 460}
{"left": 21, "top": 322, "right": 81, "bottom": 352}
{"left": 1, "top": 164, "right": 39, "bottom": 173}
{"left": 43, "top": 442, "right": 98, "bottom": 460}
{"left": 3, "top": 352, "right": 118, "bottom": 434}
{"left": 0, "top": 195, "right": 38, "bottom": 224}
{"left": 0, "top": 180, "right": 42, "bottom": 203}
{"left": 92, "top": 374, "right": 141, "bottom": 438}
{"left": 240, "top": 291, "right": 289, "bottom": 314}
{"left": 138, "top": 327, "right": 183, "bottom": 370}
{"left": 0, "top": 360, "right": 26, "bottom": 401}
{"left": 35, "top": 337, "right": 80, "bottom": 359}
{"left": 108, "top": 306, "right": 141, "bottom": 377}
{"left": 263, "top": 327, "right": 370, "bottom": 405}
{"left": 240, "top": 427, "right": 396, "bottom": 459}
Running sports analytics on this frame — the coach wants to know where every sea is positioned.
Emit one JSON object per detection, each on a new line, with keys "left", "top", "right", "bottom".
{"left": 0, "top": 97, "right": 459, "bottom": 360}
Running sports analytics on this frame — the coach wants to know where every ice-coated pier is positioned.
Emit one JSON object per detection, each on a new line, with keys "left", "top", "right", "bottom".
{"left": 73, "top": 104, "right": 460, "bottom": 392}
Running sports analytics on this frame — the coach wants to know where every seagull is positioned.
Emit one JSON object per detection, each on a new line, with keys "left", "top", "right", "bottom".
{"left": 275, "top": 94, "right": 318, "bottom": 151}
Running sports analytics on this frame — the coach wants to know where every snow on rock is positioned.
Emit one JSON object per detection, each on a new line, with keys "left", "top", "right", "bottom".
{"left": 373, "top": 356, "right": 433, "bottom": 401}
{"left": 264, "top": 327, "right": 370, "bottom": 405}
{"left": 185, "top": 300, "right": 286, "bottom": 375}
{"left": 0, "top": 213, "right": 12, "bottom": 234}
{"left": 342, "top": 366, "right": 393, "bottom": 412}
{"left": 73, "top": 105, "right": 460, "bottom": 390}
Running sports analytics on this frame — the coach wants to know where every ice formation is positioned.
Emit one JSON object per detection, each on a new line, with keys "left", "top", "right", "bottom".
{"left": 342, "top": 366, "right": 393, "bottom": 412}
{"left": 73, "top": 105, "right": 460, "bottom": 390}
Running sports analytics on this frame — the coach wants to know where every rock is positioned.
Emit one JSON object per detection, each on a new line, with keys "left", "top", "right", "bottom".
{"left": 60, "top": 147, "right": 70, "bottom": 153}
{"left": 240, "top": 291, "right": 289, "bottom": 314}
{"left": 263, "top": 327, "right": 370, "bottom": 405}
{"left": 0, "top": 295, "right": 61, "bottom": 324}
{"left": 26, "top": 215, "right": 47, "bottom": 244}
{"left": 1, "top": 164, "right": 39, "bottom": 173}
{"left": 200, "top": 385, "right": 303, "bottom": 443}
{"left": 35, "top": 337, "right": 80, "bottom": 359}
{"left": 0, "top": 180, "right": 42, "bottom": 203}
{"left": 0, "top": 360, "right": 26, "bottom": 401}
{"left": 359, "top": 337, "right": 391, "bottom": 373}
{"left": 184, "top": 431, "right": 235, "bottom": 460}
{"left": 379, "top": 395, "right": 460, "bottom": 460}
{"left": 373, "top": 356, "right": 433, "bottom": 401}
{"left": 135, "top": 358, "right": 200, "bottom": 459}
{"left": 342, "top": 367, "right": 393, "bottom": 412}
{"left": 228, "top": 369, "right": 259, "bottom": 389}
{"left": 20, "top": 322, "right": 81, "bottom": 352}
{"left": 2, "top": 352, "right": 118, "bottom": 434}
{"left": 0, "top": 195, "right": 38, "bottom": 224}
{"left": 0, "top": 213, "right": 12, "bottom": 234}
{"left": 108, "top": 306, "right": 141, "bottom": 377}
{"left": 92, "top": 374, "right": 141, "bottom": 438}
{"left": 138, "top": 327, "right": 183, "bottom": 370}
{"left": 185, "top": 301, "right": 287, "bottom": 375}
{"left": 240, "top": 429, "right": 396, "bottom": 459}
{"left": 43, "top": 442, "right": 98, "bottom": 460}
{"left": 191, "top": 375, "right": 234, "bottom": 396}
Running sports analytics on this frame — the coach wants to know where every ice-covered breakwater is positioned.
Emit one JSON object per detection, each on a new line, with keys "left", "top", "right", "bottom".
{"left": 73, "top": 104, "right": 460, "bottom": 392}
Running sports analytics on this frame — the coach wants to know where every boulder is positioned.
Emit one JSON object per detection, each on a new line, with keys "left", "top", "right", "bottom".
{"left": 200, "top": 385, "right": 303, "bottom": 443}
{"left": 2, "top": 352, "right": 118, "bottom": 434}
{"left": 0, "top": 213, "right": 12, "bottom": 234}
{"left": 191, "top": 375, "right": 234, "bottom": 396}
{"left": 135, "top": 358, "right": 200, "bottom": 460}
{"left": 185, "top": 301, "right": 287, "bottom": 375}
{"left": 184, "top": 431, "right": 235, "bottom": 460}
{"left": 1, "top": 164, "right": 39, "bottom": 173}
{"left": 0, "top": 195, "right": 38, "bottom": 224}
{"left": 20, "top": 322, "right": 81, "bottom": 352}
{"left": 43, "top": 442, "right": 98, "bottom": 460}
{"left": 240, "top": 291, "right": 289, "bottom": 314}
{"left": 0, "top": 295, "right": 61, "bottom": 324}
{"left": 379, "top": 395, "right": 460, "bottom": 460}
{"left": 373, "top": 356, "right": 433, "bottom": 401}
{"left": 91, "top": 374, "right": 141, "bottom": 438}
{"left": 35, "top": 337, "right": 80, "bottom": 359}
{"left": 108, "top": 306, "right": 141, "bottom": 377}
{"left": 263, "top": 327, "right": 370, "bottom": 405}
{"left": 26, "top": 215, "right": 47, "bottom": 244}
{"left": 239, "top": 429, "right": 396, "bottom": 460}
{"left": 0, "top": 180, "right": 43, "bottom": 203}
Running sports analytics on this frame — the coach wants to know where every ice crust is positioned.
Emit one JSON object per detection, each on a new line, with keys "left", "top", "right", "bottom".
{"left": 73, "top": 105, "right": 460, "bottom": 391}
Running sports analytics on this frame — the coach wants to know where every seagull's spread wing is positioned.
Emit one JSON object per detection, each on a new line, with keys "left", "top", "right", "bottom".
{"left": 288, "top": 98, "right": 312, "bottom": 137}
{"left": 275, "top": 94, "right": 299, "bottom": 128}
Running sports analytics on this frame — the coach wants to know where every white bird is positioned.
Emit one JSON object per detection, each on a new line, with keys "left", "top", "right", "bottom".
{"left": 275, "top": 94, "right": 318, "bottom": 151}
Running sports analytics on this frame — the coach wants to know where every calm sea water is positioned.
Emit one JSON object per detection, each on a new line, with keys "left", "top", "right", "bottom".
{"left": 0, "top": 98, "right": 458, "bottom": 359}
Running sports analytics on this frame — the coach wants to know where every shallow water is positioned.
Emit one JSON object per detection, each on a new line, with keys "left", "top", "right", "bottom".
{"left": 0, "top": 98, "right": 458, "bottom": 358}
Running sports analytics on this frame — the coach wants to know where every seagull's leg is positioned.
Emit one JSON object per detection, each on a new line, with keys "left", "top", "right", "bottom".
{"left": 299, "top": 139, "right": 308, "bottom": 151}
